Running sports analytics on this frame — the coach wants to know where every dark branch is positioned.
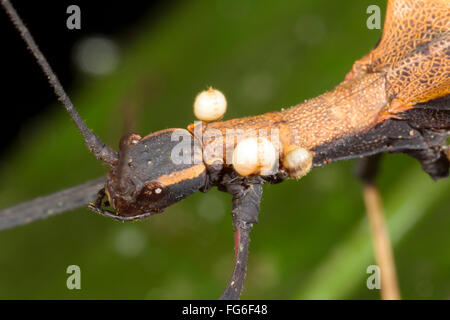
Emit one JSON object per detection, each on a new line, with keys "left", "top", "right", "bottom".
{"left": 0, "top": 177, "right": 105, "bottom": 231}
{"left": 219, "top": 178, "right": 263, "bottom": 300}
{"left": 1, "top": 0, "right": 118, "bottom": 166}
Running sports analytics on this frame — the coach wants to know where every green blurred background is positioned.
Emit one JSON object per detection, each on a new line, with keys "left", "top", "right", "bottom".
{"left": 0, "top": 0, "right": 448, "bottom": 299}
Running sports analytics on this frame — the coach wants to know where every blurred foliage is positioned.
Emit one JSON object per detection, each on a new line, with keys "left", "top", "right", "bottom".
{"left": 0, "top": 0, "right": 448, "bottom": 299}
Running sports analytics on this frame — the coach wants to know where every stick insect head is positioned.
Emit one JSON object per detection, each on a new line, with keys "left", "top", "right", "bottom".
{"left": 90, "top": 128, "right": 207, "bottom": 221}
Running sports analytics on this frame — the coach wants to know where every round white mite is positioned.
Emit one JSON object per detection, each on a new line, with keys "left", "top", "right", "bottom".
{"left": 283, "top": 147, "right": 312, "bottom": 178}
{"left": 232, "top": 137, "right": 277, "bottom": 176}
{"left": 193, "top": 87, "right": 227, "bottom": 122}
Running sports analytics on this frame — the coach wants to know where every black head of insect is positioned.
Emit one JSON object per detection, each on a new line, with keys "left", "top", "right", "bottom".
{"left": 89, "top": 128, "right": 208, "bottom": 220}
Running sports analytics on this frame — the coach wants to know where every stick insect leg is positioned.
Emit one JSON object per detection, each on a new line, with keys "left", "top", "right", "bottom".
{"left": 219, "top": 182, "right": 263, "bottom": 300}
{"left": 356, "top": 155, "right": 401, "bottom": 300}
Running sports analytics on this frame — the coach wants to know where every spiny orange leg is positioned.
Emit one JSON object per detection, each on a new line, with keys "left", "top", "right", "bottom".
{"left": 220, "top": 182, "right": 262, "bottom": 300}
{"left": 357, "top": 155, "right": 401, "bottom": 300}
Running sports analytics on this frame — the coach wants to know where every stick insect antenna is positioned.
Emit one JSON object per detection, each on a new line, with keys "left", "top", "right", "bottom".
{"left": 1, "top": 0, "right": 118, "bottom": 166}
{"left": 0, "top": 177, "right": 106, "bottom": 231}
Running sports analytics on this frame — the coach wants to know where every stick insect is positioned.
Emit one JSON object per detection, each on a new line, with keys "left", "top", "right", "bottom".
{"left": 0, "top": 0, "right": 448, "bottom": 299}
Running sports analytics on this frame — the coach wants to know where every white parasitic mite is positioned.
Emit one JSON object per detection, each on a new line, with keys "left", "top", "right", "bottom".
{"left": 282, "top": 147, "right": 312, "bottom": 179}
{"left": 232, "top": 137, "right": 277, "bottom": 176}
{"left": 193, "top": 87, "right": 227, "bottom": 122}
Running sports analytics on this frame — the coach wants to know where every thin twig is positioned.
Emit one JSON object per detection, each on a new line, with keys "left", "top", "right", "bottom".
{"left": 363, "top": 183, "right": 401, "bottom": 300}
{"left": 0, "top": 177, "right": 105, "bottom": 231}
{"left": 1, "top": 0, "right": 118, "bottom": 166}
